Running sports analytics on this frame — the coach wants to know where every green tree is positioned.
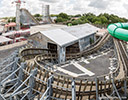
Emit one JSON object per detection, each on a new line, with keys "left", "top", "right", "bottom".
{"left": 34, "top": 14, "right": 41, "bottom": 17}
{"left": 12, "top": 17, "right": 16, "bottom": 22}
{"left": 8, "top": 17, "right": 16, "bottom": 23}
{"left": 56, "top": 17, "right": 67, "bottom": 22}
{"left": 58, "top": 13, "right": 69, "bottom": 19}
{"left": 92, "top": 17, "right": 101, "bottom": 23}
{"left": 99, "top": 16, "right": 108, "bottom": 24}
{"left": 83, "top": 19, "right": 89, "bottom": 23}
{"left": 50, "top": 14, "right": 58, "bottom": 17}
{"left": 80, "top": 16, "right": 87, "bottom": 21}
{"left": 72, "top": 19, "right": 84, "bottom": 25}
{"left": 94, "top": 21, "right": 102, "bottom": 25}
{"left": 74, "top": 14, "right": 81, "bottom": 17}
{"left": 36, "top": 17, "right": 42, "bottom": 21}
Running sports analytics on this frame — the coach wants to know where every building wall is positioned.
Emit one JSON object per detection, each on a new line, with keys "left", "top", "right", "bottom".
{"left": 79, "top": 34, "right": 95, "bottom": 51}
{"left": 29, "top": 32, "right": 55, "bottom": 48}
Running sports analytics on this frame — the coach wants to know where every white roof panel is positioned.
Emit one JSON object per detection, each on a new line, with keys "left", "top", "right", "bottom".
{"left": 40, "top": 29, "right": 78, "bottom": 46}
{"left": 62, "top": 23, "right": 99, "bottom": 39}
{"left": 0, "top": 36, "right": 12, "bottom": 43}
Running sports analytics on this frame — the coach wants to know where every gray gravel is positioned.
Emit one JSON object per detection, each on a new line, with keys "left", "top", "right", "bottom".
{"left": 79, "top": 51, "right": 114, "bottom": 78}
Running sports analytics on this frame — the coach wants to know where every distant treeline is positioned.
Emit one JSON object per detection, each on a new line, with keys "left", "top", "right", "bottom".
{"left": 3, "top": 13, "right": 128, "bottom": 28}
{"left": 54, "top": 13, "right": 128, "bottom": 27}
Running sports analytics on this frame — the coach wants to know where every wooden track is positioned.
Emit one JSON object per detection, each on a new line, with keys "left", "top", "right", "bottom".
{"left": 18, "top": 33, "right": 128, "bottom": 99}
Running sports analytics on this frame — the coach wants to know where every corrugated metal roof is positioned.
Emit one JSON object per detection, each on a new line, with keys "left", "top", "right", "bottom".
{"left": 31, "top": 24, "right": 67, "bottom": 35}
{"left": 40, "top": 24, "right": 99, "bottom": 47}
{"left": 40, "top": 29, "right": 77, "bottom": 46}
{"left": 0, "top": 36, "right": 12, "bottom": 43}
{"left": 62, "top": 23, "right": 99, "bottom": 39}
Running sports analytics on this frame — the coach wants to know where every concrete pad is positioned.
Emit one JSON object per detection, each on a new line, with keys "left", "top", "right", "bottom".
{"left": 57, "top": 67, "right": 79, "bottom": 77}
{"left": 72, "top": 62, "right": 95, "bottom": 76}
{"left": 83, "top": 60, "right": 90, "bottom": 64}
{"left": 62, "top": 64, "right": 84, "bottom": 74}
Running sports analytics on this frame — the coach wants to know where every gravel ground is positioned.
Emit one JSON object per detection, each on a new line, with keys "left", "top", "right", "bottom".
{"left": 79, "top": 51, "right": 114, "bottom": 78}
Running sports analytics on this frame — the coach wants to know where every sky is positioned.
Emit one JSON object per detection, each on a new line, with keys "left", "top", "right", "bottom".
{"left": 0, "top": 0, "right": 128, "bottom": 18}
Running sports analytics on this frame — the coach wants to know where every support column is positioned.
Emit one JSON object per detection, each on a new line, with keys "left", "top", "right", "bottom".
{"left": 94, "top": 34, "right": 96, "bottom": 42}
{"left": 47, "top": 75, "right": 53, "bottom": 100}
{"left": 58, "top": 46, "right": 66, "bottom": 63}
{"left": 72, "top": 79, "right": 76, "bottom": 100}
{"left": 15, "top": 62, "right": 27, "bottom": 90}
{"left": 124, "top": 78, "right": 127, "bottom": 98}
{"left": 27, "top": 68, "right": 38, "bottom": 99}
{"left": 16, "top": 3, "right": 21, "bottom": 30}
{"left": 11, "top": 57, "right": 20, "bottom": 79}
{"left": 79, "top": 40, "right": 83, "bottom": 52}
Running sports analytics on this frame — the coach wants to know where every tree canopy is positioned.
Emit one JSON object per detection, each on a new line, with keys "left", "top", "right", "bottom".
{"left": 55, "top": 12, "right": 128, "bottom": 27}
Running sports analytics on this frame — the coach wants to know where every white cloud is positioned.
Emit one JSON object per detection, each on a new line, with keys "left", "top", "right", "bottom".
{"left": 0, "top": 0, "right": 128, "bottom": 18}
{"left": 89, "top": 0, "right": 109, "bottom": 10}
{"left": 39, "top": 0, "right": 59, "bottom": 3}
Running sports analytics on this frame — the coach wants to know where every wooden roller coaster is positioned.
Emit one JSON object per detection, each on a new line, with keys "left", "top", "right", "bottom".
{"left": 0, "top": 32, "right": 128, "bottom": 100}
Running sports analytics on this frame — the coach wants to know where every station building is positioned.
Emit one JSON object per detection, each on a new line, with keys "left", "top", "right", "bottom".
{"left": 30, "top": 23, "right": 99, "bottom": 62}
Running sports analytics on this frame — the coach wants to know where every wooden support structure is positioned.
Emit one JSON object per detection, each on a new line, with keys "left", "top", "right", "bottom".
{"left": 1, "top": 33, "right": 128, "bottom": 100}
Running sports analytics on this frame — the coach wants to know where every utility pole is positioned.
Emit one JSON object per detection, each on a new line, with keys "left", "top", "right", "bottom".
{"left": 12, "top": 0, "right": 25, "bottom": 30}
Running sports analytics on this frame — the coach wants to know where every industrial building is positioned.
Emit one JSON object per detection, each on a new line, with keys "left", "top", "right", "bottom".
{"left": 30, "top": 23, "right": 99, "bottom": 62}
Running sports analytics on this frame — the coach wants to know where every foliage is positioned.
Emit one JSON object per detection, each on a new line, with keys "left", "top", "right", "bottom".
{"left": 55, "top": 12, "right": 128, "bottom": 27}
{"left": 36, "top": 17, "right": 42, "bottom": 21}
{"left": 8, "top": 17, "right": 16, "bottom": 23}
{"left": 72, "top": 19, "right": 84, "bottom": 25}
{"left": 34, "top": 14, "right": 41, "bottom": 17}
{"left": 58, "top": 13, "right": 69, "bottom": 19}
{"left": 55, "top": 13, "right": 69, "bottom": 23}
{"left": 56, "top": 17, "right": 68, "bottom": 23}
{"left": 50, "top": 14, "right": 58, "bottom": 17}
{"left": 74, "top": 14, "right": 81, "bottom": 17}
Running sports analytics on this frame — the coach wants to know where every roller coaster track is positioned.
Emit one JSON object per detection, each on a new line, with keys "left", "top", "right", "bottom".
{"left": 20, "top": 8, "right": 54, "bottom": 25}
{"left": 0, "top": 32, "right": 128, "bottom": 100}
{"left": 20, "top": 8, "right": 40, "bottom": 25}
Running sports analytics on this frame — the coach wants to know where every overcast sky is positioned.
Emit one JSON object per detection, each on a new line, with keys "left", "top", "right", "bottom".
{"left": 0, "top": 0, "right": 128, "bottom": 18}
